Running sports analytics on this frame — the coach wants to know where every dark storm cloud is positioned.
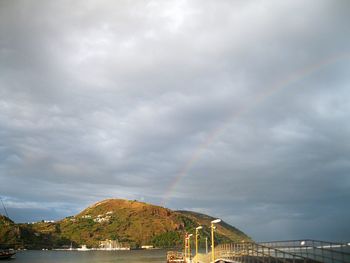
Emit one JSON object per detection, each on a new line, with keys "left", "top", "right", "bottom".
{"left": 1, "top": 0, "right": 350, "bottom": 241}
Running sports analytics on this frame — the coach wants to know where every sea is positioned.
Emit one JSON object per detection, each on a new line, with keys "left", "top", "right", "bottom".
{"left": 13, "top": 249, "right": 167, "bottom": 263}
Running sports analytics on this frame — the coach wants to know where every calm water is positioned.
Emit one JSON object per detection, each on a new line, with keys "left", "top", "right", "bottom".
{"left": 13, "top": 249, "right": 167, "bottom": 263}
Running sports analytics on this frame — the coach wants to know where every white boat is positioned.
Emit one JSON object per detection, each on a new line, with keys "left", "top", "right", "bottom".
{"left": 77, "top": 245, "right": 89, "bottom": 251}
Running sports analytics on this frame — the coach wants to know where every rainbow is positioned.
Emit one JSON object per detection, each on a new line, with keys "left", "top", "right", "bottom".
{"left": 161, "top": 52, "right": 350, "bottom": 206}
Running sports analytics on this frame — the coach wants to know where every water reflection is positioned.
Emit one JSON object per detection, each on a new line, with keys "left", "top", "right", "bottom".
{"left": 14, "top": 249, "right": 167, "bottom": 263}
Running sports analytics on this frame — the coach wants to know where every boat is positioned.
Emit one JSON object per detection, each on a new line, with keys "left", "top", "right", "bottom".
{"left": 0, "top": 249, "right": 16, "bottom": 260}
{"left": 77, "top": 245, "right": 89, "bottom": 251}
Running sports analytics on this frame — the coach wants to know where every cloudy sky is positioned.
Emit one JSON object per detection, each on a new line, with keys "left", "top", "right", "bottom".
{"left": 1, "top": 0, "right": 350, "bottom": 242}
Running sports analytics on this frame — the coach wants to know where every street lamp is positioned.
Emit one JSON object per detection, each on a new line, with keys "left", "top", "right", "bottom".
{"left": 188, "top": 234, "right": 193, "bottom": 261}
{"left": 205, "top": 237, "right": 208, "bottom": 254}
{"left": 211, "top": 219, "right": 221, "bottom": 263}
{"left": 184, "top": 233, "right": 191, "bottom": 260}
{"left": 184, "top": 233, "right": 187, "bottom": 259}
{"left": 195, "top": 226, "right": 202, "bottom": 262}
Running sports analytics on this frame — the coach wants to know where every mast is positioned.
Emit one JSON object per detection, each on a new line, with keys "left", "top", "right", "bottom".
{"left": 0, "top": 197, "right": 9, "bottom": 218}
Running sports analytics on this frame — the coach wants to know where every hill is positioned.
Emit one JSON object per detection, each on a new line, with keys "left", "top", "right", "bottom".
{"left": 176, "top": 210, "right": 249, "bottom": 243}
{"left": 0, "top": 215, "right": 20, "bottom": 248}
{"left": 1, "top": 199, "right": 251, "bottom": 249}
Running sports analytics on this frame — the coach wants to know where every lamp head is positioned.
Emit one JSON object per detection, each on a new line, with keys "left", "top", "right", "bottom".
{"left": 211, "top": 219, "right": 221, "bottom": 224}
{"left": 196, "top": 226, "right": 203, "bottom": 230}
{"left": 188, "top": 234, "right": 193, "bottom": 237}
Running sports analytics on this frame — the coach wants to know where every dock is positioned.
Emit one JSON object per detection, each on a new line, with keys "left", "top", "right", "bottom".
{"left": 169, "top": 239, "right": 350, "bottom": 263}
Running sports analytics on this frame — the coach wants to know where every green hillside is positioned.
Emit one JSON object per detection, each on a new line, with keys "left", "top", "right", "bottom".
{"left": 1, "top": 199, "right": 251, "bottom": 249}
{"left": 176, "top": 210, "right": 250, "bottom": 243}
{"left": 0, "top": 215, "right": 20, "bottom": 248}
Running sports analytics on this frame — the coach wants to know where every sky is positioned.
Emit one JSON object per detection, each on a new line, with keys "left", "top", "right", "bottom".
{"left": 0, "top": 0, "right": 350, "bottom": 242}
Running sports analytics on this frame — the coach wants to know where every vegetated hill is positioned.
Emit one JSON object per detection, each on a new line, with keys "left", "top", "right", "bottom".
{"left": 1, "top": 199, "right": 251, "bottom": 249}
{"left": 0, "top": 214, "right": 71, "bottom": 249}
{"left": 176, "top": 210, "right": 249, "bottom": 243}
{"left": 57, "top": 199, "right": 183, "bottom": 248}
{"left": 17, "top": 221, "right": 72, "bottom": 250}
{"left": 0, "top": 215, "right": 20, "bottom": 248}
{"left": 56, "top": 199, "right": 251, "bottom": 248}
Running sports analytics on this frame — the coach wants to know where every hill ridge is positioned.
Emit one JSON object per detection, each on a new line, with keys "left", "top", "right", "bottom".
{"left": 1, "top": 198, "right": 251, "bottom": 249}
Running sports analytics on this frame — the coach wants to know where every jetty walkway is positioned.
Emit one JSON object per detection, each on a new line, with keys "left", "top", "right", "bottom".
{"left": 187, "top": 240, "right": 350, "bottom": 263}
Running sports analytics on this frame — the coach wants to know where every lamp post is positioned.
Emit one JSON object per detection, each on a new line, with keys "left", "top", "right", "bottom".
{"left": 184, "top": 234, "right": 187, "bottom": 259}
{"left": 205, "top": 237, "right": 208, "bottom": 254}
{"left": 195, "top": 226, "right": 202, "bottom": 262}
{"left": 211, "top": 219, "right": 221, "bottom": 263}
{"left": 188, "top": 234, "right": 193, "bottom": 261}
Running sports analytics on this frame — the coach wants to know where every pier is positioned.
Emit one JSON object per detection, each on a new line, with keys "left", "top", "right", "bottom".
{"left": 167, "top": 219, "right": 350, "bottom": 263}
{"left": 187, "top": 240, "right": 350, "bottom": 263}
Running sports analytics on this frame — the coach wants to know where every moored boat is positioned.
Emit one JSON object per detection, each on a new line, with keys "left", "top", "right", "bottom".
{"left": 0, "top": 249, "right": 16, "bottom": 260}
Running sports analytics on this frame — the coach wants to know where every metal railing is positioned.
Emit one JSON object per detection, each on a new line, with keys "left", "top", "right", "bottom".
{"left": 214, "top": 242, "right": 311, "bottom": 263}
{"left": 259, "top": 240, "right": 350, "bottom": 263}
{"left": 193, "top": 240, "right": 350, "bottom": 263}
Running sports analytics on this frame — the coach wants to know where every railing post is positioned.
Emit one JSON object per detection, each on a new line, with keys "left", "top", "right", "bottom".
{"left": 299, "top": 241, "right": 302, "bottom": 259}
{"left": 330, "top": 241, "right": 335, "bottom": 263}
{"left": 341, "top": 242, "right": 345, "bottom": 263}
